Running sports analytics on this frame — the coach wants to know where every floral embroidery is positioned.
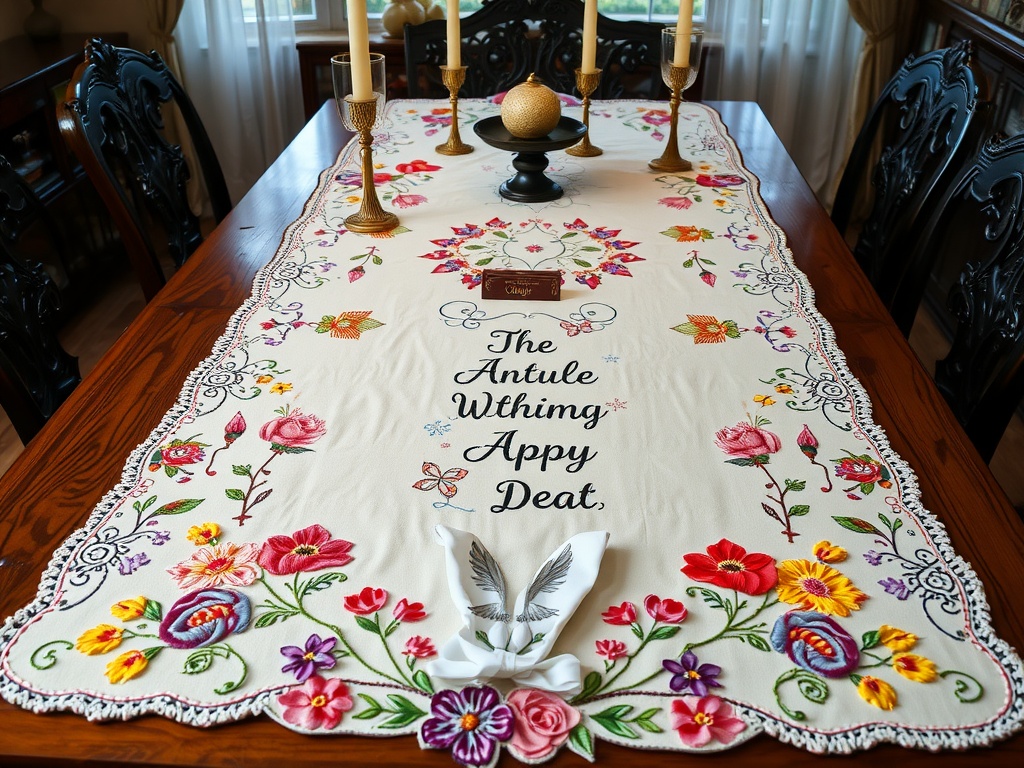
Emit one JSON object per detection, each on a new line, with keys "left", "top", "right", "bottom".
{"left": 75, "top": 624, "right": 124, "bottom": 655}
{"left": 148, "top": 436, "right": 210, "bottom": 482}
{"left": 105, "top": 649, "right": 155, "bottom": 684}
{"left": 277, "top": 675, "right": 354, "bottom": 730}
{"left": 280, "top": 634, "right": 338, "bottom": 682}
{"left": 797, "top": 424, "right": 833, "bottom": 492}
{"left": 205, "top": 411, "right": 246, "bottom": 476}
{"left": 595, "top": 638, "right": 628, "bottom": 661}
{"left": 775, "top": 559, "right": 868, "bottom": 616}
{"left": 158, "top": 588, "right": 251, "bottom": 648}
{"left": 404, "top": 636, "right": 437, "bottom": 659}
{"left": 831, "top": 450, "right": 892, "bottom": 499}
{"left": 420, "top": 686, "right": 514, "bottom": 767}
{"left": 186, "top": 522, "right": 221, "bottom": 546}
{"left": 166, "top": 543, "right": 261, "bottom": 590}
{"left": 506, "top": 689, "right": 580, "bottom": 762}
{"left": 663, "top": 651, "right": 722, "bottom": 695}
{"left": 769, "top": 610, "right": 860, "bottom": 678}
{"left": 813, "top": 540, "right": 847, "bottom": 563}
{"left": 669, "top": 695, "right": 747, "bottom": 747}
{"left": 892, "top": 653, "right": 938, "bottom": 682}
{"left": 413, "top": 462, "right": 472, "bottom": 511}
{"left": 344, "top": 586, "right": 388, "bottom": 615}
{"left": 313, "top": 310, "right": 385, "bottom": 340}
{"left": 671, "top": 315, "right": 741, "bottom": 343}
{"left": 854, "top": 675, "right": 897, "bottom": 710}
{"left": 258, "top": 524, "right": 354, "bottom": 575}
{"left": 681, "top": 539, "right": 777, "bottom": 595}
{"left": 660, "top": 224, "right": 715, "bottom": 242}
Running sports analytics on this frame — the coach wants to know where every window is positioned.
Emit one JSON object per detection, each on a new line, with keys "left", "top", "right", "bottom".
{"left": 293, "top": 0, "right": 708, "bottom": 31}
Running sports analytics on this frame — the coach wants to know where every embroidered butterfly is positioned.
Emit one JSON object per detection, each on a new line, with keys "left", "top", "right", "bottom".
{"left": 412, "top": 462, "right": 469, "bottom": 498}
{"left": 560, "top": 320, "right": 593, "bottom": 337}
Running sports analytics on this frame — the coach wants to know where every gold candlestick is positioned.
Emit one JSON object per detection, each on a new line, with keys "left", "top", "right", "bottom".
{"left": 344, "top": 96, "right": 399, "bottom": 234}
{"left": 566, "top": 68, "right": 602, "bottom": 157}
{"left": 436, "top": 65, "right": 473, "bottom": 155}
{"left": 649, "top": 65, "right": 693, "bottom": 173}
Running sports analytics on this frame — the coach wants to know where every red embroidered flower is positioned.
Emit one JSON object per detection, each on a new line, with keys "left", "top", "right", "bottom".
{"left": 834, "top": 456, "right": 883, "bottom": 484}
{"left": 395, "top": 159, "right": 441, "bottom": 174}
{"left": 695, "top": 173, "right": 745, "bottom": 187}
{"left": 277, "top": 675, "right": 353, "bottom": 730}
{"left": 681, "top": 539, "right": 777, "bottom": 595}
{"left": 392, "top": 193, "right": 427, "bottom": 208}
{"left": 260, "top": 408, "right": 327, "bottom": 451}
{"left": 595, "top": 639, "right": 628, "bottom": 660}
{"left": 393, "top": 598, "right": 427, "bottom": 622}
{"left": 403, "top": 635, "right": 436, "bottom": 658}
{"left": 714, "top": 422, "right": 782, "bottom": 460}
{"left": 643, "top": 594, "right": 688, "bottom": 624}
{"left": 601, "top": 601, "right": 637, "bottom": 625}
{"left": 258, "top": 524, "right": 354, "bottom": 575}
{"left": 344, "top": 586, "right": 388, "bottom": 614}
{"left": 658, "top": 196, "right": 693, "bottom": 210}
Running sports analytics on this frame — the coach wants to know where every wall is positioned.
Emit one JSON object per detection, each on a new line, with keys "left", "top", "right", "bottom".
{"left": 2, "top": 0, "right": 150, "bottom": 47}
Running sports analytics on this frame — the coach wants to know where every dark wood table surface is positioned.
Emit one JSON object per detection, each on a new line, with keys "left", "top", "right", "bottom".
{"left": 1, "top": 100, "right": 1021, "bottom": 766}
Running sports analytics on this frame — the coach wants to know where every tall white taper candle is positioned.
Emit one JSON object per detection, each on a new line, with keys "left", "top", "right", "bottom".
{"left": 346, "top": 0, "right": 372, "bottom": 100}
{"left": 447, "top": 0, "right": 461, "bottom": 68}
{"left": 582, "top": 0, "right": 598, "bottom": 74}
{"left": 673, "top": 0, "right": 694, "bottom": 67}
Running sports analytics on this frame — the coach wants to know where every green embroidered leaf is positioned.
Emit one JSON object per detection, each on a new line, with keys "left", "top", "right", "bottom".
{"left": 225, "top": 488, "right": 245, "bottom": 501}
{"left": 561, "top": 232, "right": 579, "bottom": 239}
{"left": 475, "top": 257, "right": 494, "bottom": 266}
{"left": 785, "top": 479, "right": 807, "bottom": 492}
{"left": 789, "top": 504, "right": 810, "bottom": 517}
{"left": 163, "top": 465, "right": 177, "bottom": 478}
{"left": 686, "top": 586, "right": 728, "bottom": 613}
{"left": 182, "top": 649, "right": 214, "bottom": 675}
{"left": 378, "top": 695, "right": 427, "bottom": 728}
{"left": 850, "top": 673, "right": 863, "bottom": 685}
{"left": 682, "top": 259, "right": 694, "bottom": 268}
{"left": 633, "top": 708, "right": 663, "bottom": 733}
{"left": 580, "top": 246, "right": 602, "bottom": 252}
{"left": 254, "top": 609, "right": 298, "bottom": 628}
{"left": 591, "top": 705, "right": 639, "bottom": 739}
{"left": 475, "top": 630, "right": 495, "bottom": 650}
{"left": 647, "top": 625, "right": 680, "bottom": 641}
{"left": 892, "top": 518, "right": 903, "bottom": 532}
{"left": 577, "top": 670, "right": 602, "bottom": 703}
{"left": 300, "top": 572, "right": 347, "bottom": 597}
{"left": 354, "top": 693, "right": 383, "bottom": 719}
{"left": 630, "top": 623, "right": 644, "bottom": 639}
{"left": 743, "top": 633, "right": 772, "bottom": 652}
{"left": 232, "top": 464, "right": 252, "bottom": 476}
{"left": 355, "top": 616, "right": 381, "bottom": 635}
{"left": 670, "top": 322, "right": 699, "bottom": 335}
{"left": 274, "top": 445, "right": 313, "bottom": 454}
{"left": 138, "top": 496, "right": 157, "bottom": 512}
{"left": 463, "top": 244, "right": 487, "bottom": 249}
{"left": 703, "top": 259, "right": 717, "bottom": 265}
{"left": 143, "top": 600, "right": 163, "bottom": 621}
{"left": 567, "top": 724, "right": 594, "bottom": 760}
{"left": 372, "top": 255, "right": 382, "bottom": 265}
{"left": 831, "top": 516, "right": 882, "bottom": 535}
{"left": 153, "top": 498, "right": 204, "bottom": 516}
{"left": 860, "top": 482, "right": 875, "bottom": 495}
{"left": 492, "top": 230, "right": 509, "bottom": 239}
{"left": 724, "top": 457, "right": 757, "bottom": 467}
{"left": 861, "top": 630, "right": 881, "bottom": 649}
{"left": 412, "top": 670, "right": 434, "bottom": 694}
{"left": 355, "top": 318, "right": 385, "bottom": 333}
{"left": 573, "top": 259, "right": 593, "bottom": 268}
{"left": 314, "top": 315, "right": 334, "bottom": 334}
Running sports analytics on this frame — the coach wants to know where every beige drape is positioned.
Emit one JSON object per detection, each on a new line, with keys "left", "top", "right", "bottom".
{"left": 835, "top": 0, "right": 918, "bottom": 217}
{"left": 145, "top": 0, "right": 203, "bottom": 213}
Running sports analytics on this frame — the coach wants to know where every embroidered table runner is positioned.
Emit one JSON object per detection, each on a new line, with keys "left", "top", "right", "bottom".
{"left": 2, "top": 100, "right": 1021, "bottom": 765}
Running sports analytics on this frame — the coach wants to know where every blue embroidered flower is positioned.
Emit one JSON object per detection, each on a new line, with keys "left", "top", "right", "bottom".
{"left": 770, "top": 610, "right": 859, "bottom": 678}
{"left": 158, "top": 588, "right": 251, "bottom": 649}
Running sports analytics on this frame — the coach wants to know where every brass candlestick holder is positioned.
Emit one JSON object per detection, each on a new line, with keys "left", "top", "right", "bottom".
{"left": 344, "top": 96, "right": 399, "bottom": 233}
{"left": 649, "top": 65, "right": 693, "bottom": 172}
{"left": 436, "top": 65, "right": 473, "bottom": 155}
{"left": 566, "top": 68, "right": 602, "bottom": 157}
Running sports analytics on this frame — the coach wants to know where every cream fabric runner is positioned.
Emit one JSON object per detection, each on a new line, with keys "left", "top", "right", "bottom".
{"left": 1, "top": 100, "right": 1021, "bottom": 763}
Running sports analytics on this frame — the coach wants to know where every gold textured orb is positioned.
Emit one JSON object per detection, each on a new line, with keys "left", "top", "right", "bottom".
{"left": 500, "top": 74, "right": 562, "bottom": 139}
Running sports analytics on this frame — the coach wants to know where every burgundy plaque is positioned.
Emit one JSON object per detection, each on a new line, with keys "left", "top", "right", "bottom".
{"left": 481, "top": 269, "right": 561, "bottom": 301}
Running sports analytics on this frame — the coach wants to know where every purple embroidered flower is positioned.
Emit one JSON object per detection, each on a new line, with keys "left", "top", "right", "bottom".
{"left": 151, "top": 531, "right": 171, "bottom": 546}
{"left": 118, "top": 553, "right": 151, "bottom": 575}
{"left": 879, "top": 577, "right": 910, "bottom": 600}
{"left": 662, "top": 651, "right": 722, "bottom": 696}
{"left": 280, "top": 633, "right": 338, "bottom": 682}
{"left": 863, "top": 550, "right": 884, "bottom": 566}
{"left": 420, "top": 686, "right": 514, "bottom": 767}
{"left": 158, "top": 588, "right": 251, "bottom": 649}
{"left": 769, "top": 610, "right": 860, "bottom": 678}
{"left": 731, "top": 269, "right": 749, "bottom": 278}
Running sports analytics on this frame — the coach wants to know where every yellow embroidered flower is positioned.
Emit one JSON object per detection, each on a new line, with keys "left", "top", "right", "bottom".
{"left": 774, "top": 384, "right": 794, "bottom": 394}
{"left": 256, "top": 375, "right": 273, "bottom": 384}
{"left": 373, "top": 162, "right": 385, "bottom": 169}
{"left": 105, "top": 650, "right": 149, "bottom": 684}
{"left": 75, "top": 624, "right": 124, "bottom": 655}
{"left": 857, "top": 675, "right": 897, "bottom": 710}
{"left": 345, "top": 195, "right": 361, "bottom": 204}
{"left": 110, "top": 597, "right": 147, "bottom": 621}
{"left": 813, "top": 540, "right": 848, "bottom": 563}
{"left": 776, "top": 559, "right": 868, "bottom": 617}
{"left": 878, "top": 625, "right": 918, "bottom": 652}
{"left": 713, "top": 199, "right": 726, "bottom": 207}
{"left": 892, "top": 653, "right": 937, "bottom": 682}
{"left": 270, "top": 382, "right": 293, "bottom": 394}
{"left": 186, "top": 522, "right": 221, "bottom": 546}
{"left": 753, "top": 394, "right": 775, "bottom": 407}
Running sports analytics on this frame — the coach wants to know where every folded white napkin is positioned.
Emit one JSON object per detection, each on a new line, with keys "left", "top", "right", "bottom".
{"left": 427, "top": 524, "right": 610, "bottom": 695}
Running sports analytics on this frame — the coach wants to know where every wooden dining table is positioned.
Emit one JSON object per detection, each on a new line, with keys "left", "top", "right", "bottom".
{"left": 0, "top": 99, "right": 1021, "bottom": 767}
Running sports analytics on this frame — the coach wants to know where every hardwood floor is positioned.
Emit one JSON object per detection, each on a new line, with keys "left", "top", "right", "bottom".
{"left": 1, "top": 272, "right": 1022, "bottom": 507}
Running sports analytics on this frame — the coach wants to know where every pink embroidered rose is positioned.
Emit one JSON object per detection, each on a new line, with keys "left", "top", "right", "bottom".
{"left": 644, "top": 594, "right": 688, "bottom": 624}
{"left": 393, "top": 598, "right": 427, "bottom": 622}
{"left": 403, "top": 636, "right": 437, "bottom": 658}
{"left": 695, "top": 173, "right": 745, "bottom": 188}
{"left": 277, "top": 675, "right": 353, "bottom": 730}
{"left": 600, "top": 601, "right": 637, "bottom": 625}
{"left": 507, "top": 689, "right": 581, "bottom": 761}
{"left": 714, "top": 422, "right": 781, "bottom": 460}
{"left": 343, "top": 586, "right": 388, "bottom": 614}
{"left": 658, "top": 196, "right": 693, "bottom": 210}
{"left": 834, "top": 456, "right": 883, "bottom": 484}
{"left": 595, "top": 639, "right": 628, "bottom": 660}
{"left": 393, "top": 193, "right": 427, "bottom": 208}
{"left": 260, "top": 409, "right": 327, "bottom": 451}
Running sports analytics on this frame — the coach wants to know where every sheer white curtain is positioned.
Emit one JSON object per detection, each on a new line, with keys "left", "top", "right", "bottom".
{"left": 704, "top": 0, "right": 865, "bottom": 206}
{"left": 175, "top": 0, "right": 304, "bottom": 203}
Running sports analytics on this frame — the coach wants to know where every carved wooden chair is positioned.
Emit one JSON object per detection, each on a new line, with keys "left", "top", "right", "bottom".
{"left": 832, "top": 40, "right": 982, "bottom": 335}
{"left": 58, "top": 38, "right": 231, "bottom": 302}
{"left": 904, "top": 132, "right": 1024, "bottom": 462}
{"left": 405, "top": 0, "right": 664, "bottom": 99}
{"left": 0, "top": 155, "right": 81, "bottom": 444}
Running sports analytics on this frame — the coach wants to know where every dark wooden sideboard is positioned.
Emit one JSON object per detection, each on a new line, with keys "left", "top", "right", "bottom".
{"left": 0, "top": 33, "right": 129, "bottom": 314}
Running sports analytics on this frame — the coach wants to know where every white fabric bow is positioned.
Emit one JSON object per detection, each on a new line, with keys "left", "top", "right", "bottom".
{"left": 426, "top": 524, "right": 609, "bottom": 695}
